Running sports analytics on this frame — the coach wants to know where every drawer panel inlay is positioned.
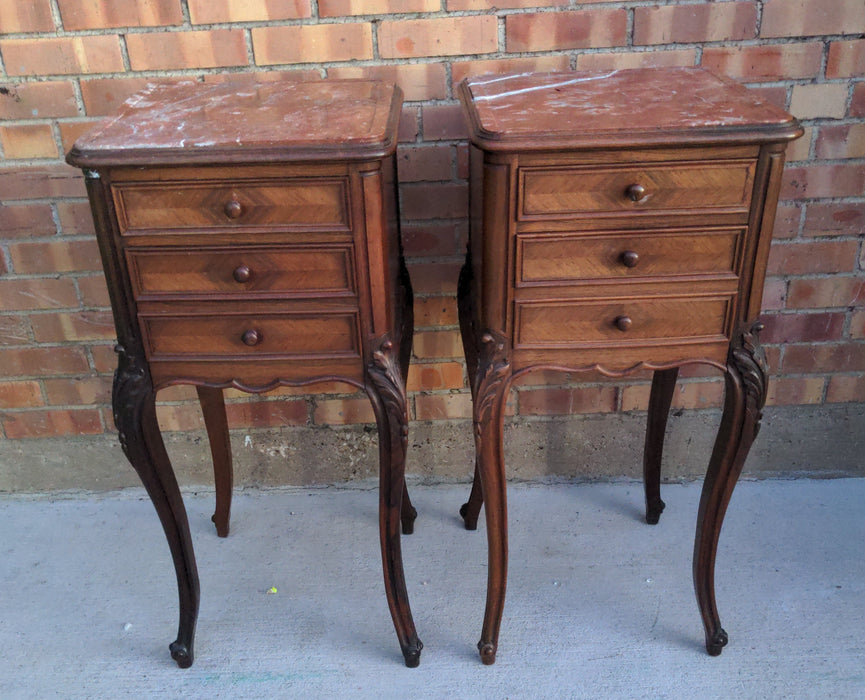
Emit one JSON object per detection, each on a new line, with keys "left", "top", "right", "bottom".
{"left": 519, "top": 161, "right": 754, "bottom": 218}
{"left": 114, "top": 179, "right": 349, "bottom": 233}
{"left": 515, "top": 297, "right": 731, "bottom": 347}
{"left": 516, "top": 228, "right": 743, "bottom": 286}
{"left": 128, "top": 245, "right": 355, "bottom": 298}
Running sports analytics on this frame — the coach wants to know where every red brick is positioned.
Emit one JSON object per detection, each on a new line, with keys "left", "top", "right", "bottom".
{"left": 43, "top": 376, "right": 112, "bottom": 406}
{"left": 451, "top": 56, "right": 570, "bottom": 87}
{"left": 58, "top": 120, "right": 102, "bottom": 153}
{"left": 576, "top": 49, "right": 697, "bottom": 72}
{"left": 127, "top": 29, "right": 247, "bottom": 71}
{"left": 406, "top": 261, "right": 461, "bottom": 294}
{"left": 701, "top": 43, "right": 823, "bottom": 82}
{"left": 746, "top": 86, "right": 788, "bottom": 111}
{"left": 783, "top": 343, "right": 865, "bottom": 373}
{"left": 766, "top": 376, "right": 825, "bottom": 406}
{"left": 0, "top": 164, "right": 86, "bottom": 200}
{"left": 507, "top": 10, "right": 627, "bottom": 52}
{"left": 414, "top": 393, "right": 472, "bottom": 420}
{"left": 0, "top": 204, "right": 57, "bottom": 238}
{"left": 672, "top": 380, "right": 725, "bottom": 410}
{"left": 826, "top": 375, "right": 865, "bottom": 402}
{"left": 787, "top": 277, "right": 865, "bottom": 309}
{"left": 785, "top": 126, "right": 812, "bottom": 163}
{"left": 80, "top": 77, "right": 157, "bottom": 117}
{"left": 781, "top": 164, "right": 865, "bottom": 200}
{"left": 406, "top": 361, "right": 465, "bottom": 391}
{"left": 0, "top": 347, "right": 89, "bottom": 376}
{"left": 457, "top": 144, "right": 469, "bottom": 179}
{"left": 397, "top": 145, "right": 453, "bottom": 183}
{"left": 0, "top": 316, "right": 30, "bottom": 346}
{"left": 519, "top": 386, "right": 616, "bottom": 415}
{"left": 413, "top": 296, "right": 458, "bottom": 327}
{"left": 634, "top": 2, "right": 757, "bottom": 45}
{"left": 321, "top": 0, "right": 436, "bottom": 16}
{"left": 761, "top": 0, "right": 865, "bottom": 38}
{"left": 0, "top": 0, "right": 54, "bottom": 32}
{"left": 401, "top": 183, "right": 468, "bottom": 220}
{"left": 399, "top": 106, "right": 419, "bottom": 142}
{"left": 2, "top": 408, "right": 102, "bottom": 438}
{"left": 422, "top": 104, "right": 468, "bottom": 141}
{"left": 767, "top": 240, "right": 859, "bottom": 275}
{"left": 401, "top": 221, "right": 466, "bottom": 257}
{"left": 0, "top": 81, "right": 78, "bottom": 120}
{"left": 8, "top": 240, "right": 102, "bottom": 274}
{"left": 252, "top": 24, "right": 373, "bottom": 65}
{"left": 379, "top": 16, "right": 497, "bottom": 59}
{"left": 226, "top": 398, "right": 308, "bottom": 427}
{"left": 188, "top": 0, "right": 310, "bottom": 23}
{"left": 852, "top": 311, "right": 865, "bottom": 338}
{"left": 78, "top": 275, "right": 111, "bottom": 308}
{"left": 815, "top": 124, "right": 865, "bottom": 160}
{"left": 827, "top": 40, "right": 865, "bottom": 79}
{"left": 0, "top": 279, "right": 79, "bottom": 311}
{"left": 448, "top": 0, "right": 565, "bottom": 10}
{"left": 789, "top": 84, "right": 848, "bottom": 120}
{"left": 1, "top": 36, "right": 124, "bottom": 76}
{"left": 412, "top": 329, "right": 462, "bottom": 359}
{"left": 0, "top": 381, "right": 42, "bottom": 409}
{"left": 89, "top": 344, "right": 117, "bottom": 373}
{"left": 57, "top": 0, "right": 182, "bottom": 29}
{"left": 0, "top": 124, "right": 58, "bottom": 160}
{"left": 328, "top": 63, "right": 447, "bottom": 102}
{"left": 155, "top": 403, "right": 204, "bottom": 432}
{"left": 30, "top": 312, "right": 116, "bottom": 342}
{"left": 56, "top": 201, "right": 96, "bottom": 236}
{"left": 773, "top": 203, "right": 802, "bottom": 239}
{"left": 760, "top": 312, "right": 846, "bottom": 344}
{"left": 761, "top": 277, "right": 787, "bottom": 311}
{"left": 313, "top": 396, "right": 374, "bottom": 425}
{"left": 803, "top": 202, "right": 865, "bottom": 237}
{"left": 851, "top": 83, "right": 865, "bottom": 117}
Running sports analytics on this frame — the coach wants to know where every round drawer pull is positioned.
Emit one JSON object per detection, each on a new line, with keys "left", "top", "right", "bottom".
{"left": 241, "top": 329, "right": 261, "bottom": 346}
{"left": 614, "top": 315, "right": 633, "bottom": 332}
{"left": 224, "top": 200, "right": 244, "bottom": 219}
{"left": 620, "top": 250, "right": 640, "bottom": 268}
{"left": 232, "top": 265, "right": 252, "bottom": 283}
{"left": 624, "top": 183, "right": 646, "bottom": 202}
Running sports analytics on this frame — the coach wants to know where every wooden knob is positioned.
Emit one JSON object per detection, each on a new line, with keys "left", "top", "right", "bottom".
{"left": 621, "top": 250, "right": 640, "bottom": 268}
{"left": 614, "top": 315, "right": 633, "bottom": 332}
{"left": 232, "top": 265, "right": 252, "bottom": 283}
{"left": 241, "top": 329, "right": 261, "bottom": 346}
{"left": 625, "top": 184, "right": 646, "bottom": 202}
{"left": 224, "top": 200, "right": 244, "bottom": 219}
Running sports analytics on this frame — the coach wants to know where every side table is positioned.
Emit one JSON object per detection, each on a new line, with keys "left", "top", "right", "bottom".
{"left": 456, "top": 68, "right": 801, "bottom": 663}
{"left": 67, "top": 80, "right": 422, "bottom": 668}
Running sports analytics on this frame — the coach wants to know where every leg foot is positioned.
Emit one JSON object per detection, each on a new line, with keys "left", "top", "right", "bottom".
{"left": 401, "top": 637, "right": 423, "bottom": 667}
{"left": 459, "top": 461, "right": 483, "bottom": 530}
{"left": 706, "top": 628, "right": 728, "bottom": 656}
{"left": 169, "top": 640, "right": 193, "bottom": 668}
{"left": 646, "top": 500, "right": 665, "bottom": 525}
{"left": 459, "top": 502, "right": 478, "bottom": 531}
{"left": 478, "top": 640, "right": 497, "bottom": 665}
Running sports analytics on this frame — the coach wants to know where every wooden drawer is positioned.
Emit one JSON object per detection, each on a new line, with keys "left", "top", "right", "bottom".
{"left": 514, "top": 296, "right": 731, "bottom": 348}
{"left": 113, "top": 178, "right": 350, "bottom": 233}
{"left": 141, "top": 311, "right": 360, "bottom": 360}
{"left": 128, "top": 245, "right": 355, "bottom": 299}
{"left": 516, "top": 228, "right": 743, "bottom": 287}
{"left": 519, "top": 160, "right": 755, "bottom": 219}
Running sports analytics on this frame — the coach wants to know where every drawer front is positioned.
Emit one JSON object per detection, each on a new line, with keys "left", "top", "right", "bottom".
{"left": 515, "top": 297, "right": 730, "bottom": 347}
{"left": 114, "top": 178, "right": 349, "bottom": 233}
{"left": 128, "top": 245, "right": 355, "bottom": 298}
{"left": 516, "top": 228, "right": 743, "bottom": 286}
{"left": 519, "top": 161, "right": 754, "bottom": 219}
{"left": 141, "top": 311, "right": 360, "bottom": 360}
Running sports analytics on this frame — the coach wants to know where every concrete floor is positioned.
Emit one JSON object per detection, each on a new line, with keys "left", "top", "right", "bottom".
{"left": 1, "top": 478, "right": 863, "bottom": 698}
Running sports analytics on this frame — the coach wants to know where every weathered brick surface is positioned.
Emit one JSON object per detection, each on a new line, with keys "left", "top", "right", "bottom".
{"left": 328, "top": 63, "right": 448, "bottom": 101}
{"left": 0, "top": 81, "right": 79, "bottom": 120}
{"left": 320, "top": 0, "right": 437, "bottom": 16}
{"left": 252, "top": 24, "right": 373, "bottom": 64}
{"left": 576, "top": 49, "right": 697, "bottom": 71}
{"left": 789, "top": 84, "right": 849, "bottom": 120}
{"left": 826, "top": 39, "right": 865, "bottom": 79}
{"left": 57, "top": 0, "right": 183, "bottom": 30}
{"left": 379, "top": 16, "right": 497, "bottom": 59}
{"left": 0, "top": 124, "right": 58, "bottom": 159}
{"left": 700, "top": 43, "right": 823, "bottom": 81}
{"left": 761, "top": 0, "right": 865, "bottom": 38}
{"left": 634, "top": 2, "right": 757, "bottom": 45}
{"left": 126, "top": 29, "right": 248, "bottom": 71}
{"left": 1, "top": 36, "right": 124, "bottom": 76}
{"left": 506, "top": 10, "right": 627, "bottom": 52}
{"left": 0, "top": 0, "right": 54, "bottom": 33}
{"left": 188, "top": 0, "right": 311, "bottom": 23}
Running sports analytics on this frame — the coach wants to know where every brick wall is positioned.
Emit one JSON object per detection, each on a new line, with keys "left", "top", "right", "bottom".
{"left": 1, "top": 0, "right": 863, "bottom": 445}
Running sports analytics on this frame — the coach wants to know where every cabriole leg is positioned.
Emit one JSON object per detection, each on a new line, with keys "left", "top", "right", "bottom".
{"left": 196, "top": 386, "right": 233, "bottom": 538}
{"left": 643, "top": 367, "right": 679, "bottom": 524}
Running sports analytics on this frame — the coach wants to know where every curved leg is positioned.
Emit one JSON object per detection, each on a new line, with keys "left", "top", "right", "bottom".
{"left": 367, "top": 336, "right": 422, "bottom": 667}
{"left": 114, "top": 346, "right": 199, "bottom": 668}
{"left": 458, "top": 250, "right": 484, "bottom": 530}
{"left": 473, "top": 331, "right": 512, "bottom": 665}
{"left": 694, "top": 323, "right": 768, "bottom": 656}
{"left": 643, "top": 367, "right": 679, "bottom": 524}
{"left": 196, "top": 386, "right": 232, "bottom": 538}
{"left": 396, "top": 257, "right": 418, "bottom": 536}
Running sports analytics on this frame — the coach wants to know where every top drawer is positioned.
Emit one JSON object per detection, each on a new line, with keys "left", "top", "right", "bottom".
{"left": 518, "top": 160, "right": 755, "bottom": 220}
{"left": 113, "top": 178, "right": 350, "bottom": 234}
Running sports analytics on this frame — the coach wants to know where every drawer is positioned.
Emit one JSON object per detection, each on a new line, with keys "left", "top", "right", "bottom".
{"left": 514, "top": 297, "right": 731, "bottom": 348}
{"left": 519, "top": 160, "right": 755, "bottom": 219}
{"left": 128, "top": 245, "right": 355, "bottom": 299}
{"left": 516, "top": 228, "right": 743, "bottom": 286}
{"left": 113, "top": 178, "right": 349, "bottom": 233}
{"left": 141, "top": 311, "right": 360, "bottom": 360}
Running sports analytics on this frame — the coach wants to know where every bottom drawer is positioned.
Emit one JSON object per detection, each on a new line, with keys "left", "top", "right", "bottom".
{"left": 141, "top": 311, "right": 361, "bottom": 360}
{"left": 514, "top": 296, "right": 731, "bottom": 348}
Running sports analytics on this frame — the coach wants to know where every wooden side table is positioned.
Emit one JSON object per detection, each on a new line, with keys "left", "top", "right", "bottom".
{"left": 456, "top": 68, "right": 801, "bottom": 664}
{"left": 67, "top": 80, "right": 423, "bottom": 668}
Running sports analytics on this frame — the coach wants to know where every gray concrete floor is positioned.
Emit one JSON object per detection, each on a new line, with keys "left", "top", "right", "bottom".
{"left": 1, "top": 478, "right": 864, "bottom": 698}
